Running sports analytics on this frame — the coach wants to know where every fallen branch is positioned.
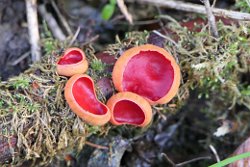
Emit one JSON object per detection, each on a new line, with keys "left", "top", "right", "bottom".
{"left": 25, "top": 0, "right": 41, "bottom": 62}
{"left": 136, "top": 0, "right": 250, "bottom": 21}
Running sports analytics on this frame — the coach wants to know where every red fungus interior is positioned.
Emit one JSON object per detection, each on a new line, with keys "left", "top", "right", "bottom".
{"left": 58, "top": 50, "right": 83, "bottom": 65}
{"left": 72, "top": 77, "right": 107, "bottom": 115}
{"left": 122, "top": 51, "right": 174, "bottom": 101}
{"left": 113, "top": 100, "right": 145, "bottom": 125}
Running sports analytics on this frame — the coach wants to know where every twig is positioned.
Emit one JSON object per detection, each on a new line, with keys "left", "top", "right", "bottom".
{"left": 212, "top": 0, "right": 217, "bottom": 7}
{"left": 85, "top": 141, "right": 109, "bottom": 150}
{"left": 69, "top": 26, "right": 81, "bottom": 46}
{"left": 38, "top": 4, "right": 66, "bottom": 41}
{"left": 25, "top": 0, "right": 41, "bottom": 62}
{"left": 10, "top": 51, "right": 31, "bottom": 66}
{"left": 201, "top": 0, "right": 219, "bottom": 37}
{"left": 161, "top": 153, "right": 176, "bottom": 166}
{"left": 175, "top": 156, "right": 211, "bottom": 166}
{"left": 132, "top": 19, "right": 159, "bottom": 25}
{"left": 161, "top": 152, "right": 211, "bottom": 167}
{"left": 209, "top": 144, "right": 221, "bottom": 162}
{"left": 50, "top": 0, "right": 72, "bottom": 36}
{"left": 117, "top": 0, "right": 133, "bottom": 24}
{"left": 136, "top": 0, "right": 250, "bottom": 21}
{"left": 153, "top": 106, "right": 167, "bottom": 120}
{"left": 152, "top": 30, "right": 177, "bottom": 46}
{"left": 81, "top": 35, "right": 99, "bottom": 46}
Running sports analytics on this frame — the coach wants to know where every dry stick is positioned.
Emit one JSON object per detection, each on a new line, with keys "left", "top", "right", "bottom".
{"left": 202, "top": 0, "right": 219, "bottom": 38}
{"left": 209, "top": 144, "right": 221, "bottom": 162}
{"left": 10, "top": 51, "right": 31, "bottom": 66}
{"left": 50, "top": 0, "right": 73, "bottom": 36}
{"left": 175, "top": 156, "right": 211, "bottom": 167}
{"left": 152, "top": 30, "right": 178, "bottom": 46}
{"left": 136, "top": 0, "right": 250, "bottom": 21}
{"left": 212, "top": 0, "right": 217, "bottom": 7}
{"left": 69, "top": 26, "right": 81, "bottom": 46}
{"left": 85, "top": 141, "right": 109, "bottom": 150}
{"left": 38, "top": 4, "right": 66, "bottom": 41}
{"left": 161, "top": 153, "right": 211, "bottom": 167}
{"left": 117, "top": 0, "right": 133, "bottom": 24}
{"left": 25, "top": 0, "right": 41, "bottom": 62}
{"left": 161, "top": 153, "right": 176, "bottom": 166}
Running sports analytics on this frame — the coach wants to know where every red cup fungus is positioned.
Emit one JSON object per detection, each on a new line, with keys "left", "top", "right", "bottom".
{"left": 107, "top": 92, "right": 152, "bottom": 127}
{"left": 57, "top": 47, "right": 88, "bottom": 76}
{"left": 112, "top": 44, "right": 180, "bottom": 105}
{"left": 64, "top": 74, "right": 110, "bottom": 126}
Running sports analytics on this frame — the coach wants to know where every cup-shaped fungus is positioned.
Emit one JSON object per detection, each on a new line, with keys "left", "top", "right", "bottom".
{"left": 57, "top": 48, "right": 88, "bottom": 76}
{"left": 112, "top": 44, "right": 180, "bottom": 105}
{"left": 107, "top": 92, "right": 152, "bottom": 127}
{"left": 64, "top": 74, "right": 110, "bottom": 126}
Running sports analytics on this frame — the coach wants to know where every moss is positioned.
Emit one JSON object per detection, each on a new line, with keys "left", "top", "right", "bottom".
{"left": 235, "top": 0, "right": 250, "bottom": 13}
{"left": 0, "top": 41, "right": 111, "bottom": 166}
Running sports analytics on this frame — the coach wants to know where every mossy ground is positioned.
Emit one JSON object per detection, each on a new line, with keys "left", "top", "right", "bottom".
{"left": 0, "top": 18, "right": 250, "bottom": 166}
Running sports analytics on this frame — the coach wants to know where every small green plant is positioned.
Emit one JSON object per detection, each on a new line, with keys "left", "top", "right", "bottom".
{"left": 0, "top": 100, "right": 4, "bottom": 108}
{"left": 9, "top": 76, "right": 30, "bottom": 90}
{"left": 101, "top": 0, "right": 116, "bottom": 21}
{"left": 240, "top": 85, "right": 250, "bottom": 96}
{"left": 27, "top": 102, "right": 40, "bottom": 113}
{"left": 91, "top": 59, "right": 106, "bottom": 73}
{"left": 235, "top": 0, "right": 250, "bottom": 13}
{"left": 41, "top": 20, "right": 58, "bottom": 55}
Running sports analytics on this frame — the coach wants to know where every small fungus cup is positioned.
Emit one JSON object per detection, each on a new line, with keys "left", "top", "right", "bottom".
{"left": 57, "top": 48, "right": 88, "bottom": 76}
{"left": 107, "top": 92, "right": 152, "bottom": 127}
{"left": 64, "top": 74, "right": 110, "bottom": 126}
{"left": 112, "top": 44, "right": 181, "bottom": 105}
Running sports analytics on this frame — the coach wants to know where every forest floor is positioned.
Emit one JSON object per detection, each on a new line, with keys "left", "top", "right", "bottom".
{"left": 0, "top": 0, "right": 250, "bottom": 167}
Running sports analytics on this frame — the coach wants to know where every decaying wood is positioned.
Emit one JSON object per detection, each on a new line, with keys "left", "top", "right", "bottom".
{"left": 136, "top": 0, "right": 250, "bottom": 21}
{"left": 25, "top": 0, "right": 41, "bottom": 62}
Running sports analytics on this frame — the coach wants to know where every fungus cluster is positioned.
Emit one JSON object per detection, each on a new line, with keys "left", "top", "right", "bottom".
{"left": 57, "top": 44, "right": 180, "bottom": 127}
